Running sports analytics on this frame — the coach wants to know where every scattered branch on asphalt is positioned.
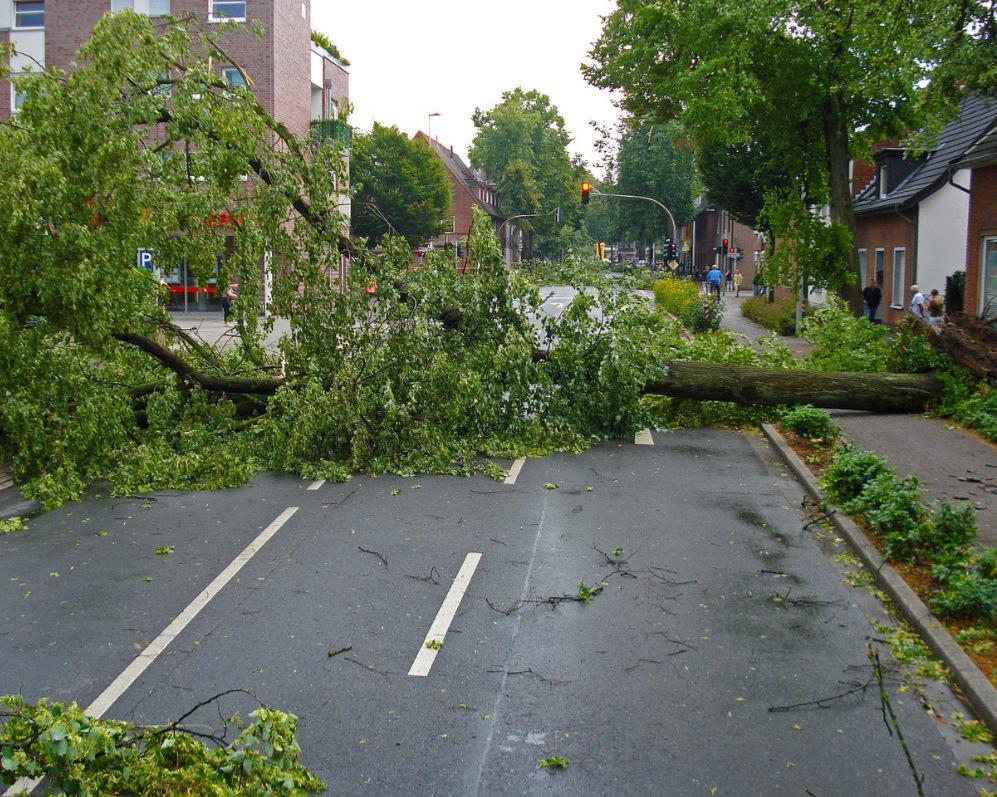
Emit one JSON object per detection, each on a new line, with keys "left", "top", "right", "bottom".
{"left": 768, "top": 680, "right": 874, "bottom": 713}
{"left": 405, "top": 567, "right": 441, "bottom": 585}
{"left": 869, "top": 643, "right": 927, "bottom": 797}
{"left": 327, "top": 646, "right": 352, "bottom": 658}
{"left": 486, "top": 667, "right": 572, "bottom": 686}
{"left": 358, "top": 546, "right": 388, "bottom": 568}
{"left": 771, "top": 587, "right": 844, "bottom": 608}
{"left": 321, "top": 484, "right": 361, "bottom": 507}
{"left": 644, "top": 630, "right": 697, "bottom": 651}
{"left": 625, "top": 658, "right": 666, "bottom": 672}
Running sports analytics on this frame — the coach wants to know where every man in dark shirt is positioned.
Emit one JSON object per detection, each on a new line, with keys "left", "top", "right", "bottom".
{"left": 862, "top": 277, "right": 882, "bottom": 323}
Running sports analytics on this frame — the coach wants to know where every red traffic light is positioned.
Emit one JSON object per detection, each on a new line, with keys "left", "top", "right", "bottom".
{"left": 722, "top": 238, "right": 729, "bottom": 248}
{"left": 581, "top": 181, "right": 591, "bottom": 205}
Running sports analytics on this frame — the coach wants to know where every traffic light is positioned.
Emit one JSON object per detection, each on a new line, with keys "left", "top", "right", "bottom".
{"left": 581, "top": 181, "right": 591, "bottom": 205}
{"left": 666, "top": 239, "right": 677, "bottom": 260}
{"left": 722, "top": 238, "right": 729, "bottom": 251}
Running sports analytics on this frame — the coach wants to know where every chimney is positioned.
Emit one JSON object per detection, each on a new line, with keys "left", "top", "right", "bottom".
{"left": 450, "top": 145, "right": 454, "bottom": 158}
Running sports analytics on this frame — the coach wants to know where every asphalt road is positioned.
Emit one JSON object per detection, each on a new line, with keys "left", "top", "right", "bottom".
{"left": 0, "top": 430, "right": 989, "bottom": 796}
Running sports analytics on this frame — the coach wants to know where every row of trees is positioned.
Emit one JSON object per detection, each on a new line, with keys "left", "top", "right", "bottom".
{"left": 584, "top": 0, "right": 995, "bottom": 298}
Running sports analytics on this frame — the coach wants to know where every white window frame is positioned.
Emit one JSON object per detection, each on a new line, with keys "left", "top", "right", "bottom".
{"left": 857, "top": 248, "right": 868, "bottom": 286}
{"left": 11, "top": 72, "right": 35, "bottom": 113}
{"left": 874, "top": 248, "right": 885, "bottom": 282}
{"left": 13, "top": 0, "right": 45, "bottom": 29}
{"left": 877, "top": 164, "right": 888, "bottom": 198}
{"left": 222, "top": 67, "right": 246, "bottom": 88}
{"left": 208, "top": 0, "right": 246, "bottom": 22}
{"left": 891, "top": 247, "right": 906, "bottom": 309}
{"left": 980, "top": 235, "right": 997, "bottom": 318}
{"left": 149, "top": 0, "right": 171, "bottom": 15}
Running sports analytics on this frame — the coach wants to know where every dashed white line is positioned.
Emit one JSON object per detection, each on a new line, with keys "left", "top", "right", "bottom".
{"left": 4, "top": 506, "right": 300, "bottom": 797}
{"left": 306, "top": 479, "right": 326, "bottom": 491}
{"left": 635, "top": 428, "right": 655, "bottom": 445}
{"left": 408, "top": 552, "right": 482, "bottom": 677}
{"left": 503, "top": 457, "right": 527, "bottom": 485}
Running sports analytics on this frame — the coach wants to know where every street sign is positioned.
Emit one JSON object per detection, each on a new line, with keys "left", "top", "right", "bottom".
{"left": 137, "top": 248, "right": 155, "bottom": 272}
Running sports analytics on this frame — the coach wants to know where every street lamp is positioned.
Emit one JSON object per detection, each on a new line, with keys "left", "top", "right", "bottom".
{"left": 587, "top": 188, "right": 679, "bottom": 270}
{"left": 427, "top": 112, "right": 441, "bottom": 140}
{"left": 498, "top": 208, "right": 560, "bottom": 266}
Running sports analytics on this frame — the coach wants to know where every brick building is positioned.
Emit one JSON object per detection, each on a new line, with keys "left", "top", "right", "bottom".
{"left": 415, "top": 132, "right": 508, "bottom": 258}
{"left": 687, "top": 202, "right": 760, "bottom": 284}
{"left": 853, "top": 95, "right": 997, "bottom": 324}
{"left": 1, "top": 0, "right": 351, "bottom": 308}
{"left": 952, "top": 125, "right": 997, "bottom": 319}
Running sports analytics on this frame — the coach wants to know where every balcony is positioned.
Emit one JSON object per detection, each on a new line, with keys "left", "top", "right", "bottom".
{"left": 311, "top": 119, "right": 352, "bottom": 149}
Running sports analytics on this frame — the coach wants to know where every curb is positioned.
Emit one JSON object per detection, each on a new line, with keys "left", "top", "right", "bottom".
{"left": 0, "top": 490, "right": 42, "bottom": 524}
{"left": 761, "top": 422, "right": 997, "bottom": 736}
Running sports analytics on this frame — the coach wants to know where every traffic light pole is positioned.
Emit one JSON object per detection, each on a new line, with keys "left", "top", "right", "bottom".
{"left": 590, "top": 189, "right": 679, "bottom": 245}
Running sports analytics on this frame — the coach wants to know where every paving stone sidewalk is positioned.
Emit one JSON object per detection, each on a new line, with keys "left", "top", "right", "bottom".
{"left": 720, "top": 293, "right": 997, "bottom": 547}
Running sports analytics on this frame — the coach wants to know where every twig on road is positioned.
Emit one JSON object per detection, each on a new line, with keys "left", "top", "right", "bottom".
{"left": 327, "top": 645, "right": 352, "bottom": 658}
{"left": 869, "top": 643, "right": 926, "bottom": 797}
{"left": 358, "top": 546, "right": 388, "bottom": 568}
{"left": 405, "top": 566, "right": 440, "bottom": 585}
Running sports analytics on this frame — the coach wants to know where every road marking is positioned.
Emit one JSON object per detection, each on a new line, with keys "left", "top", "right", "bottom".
{"left": 306, "top": 479, "right": 326, "bottom": 491}
{"left": 504, "top": 457, "right": 527, "bottom": 485}
{"left": 408, "top": 552, "right": 482, "bottom": 677}
{"left": 635, "top": 428, "right": 655, "bottom": 445}
{"left": 4, "top": 506, "right": 300, "bottom": 797}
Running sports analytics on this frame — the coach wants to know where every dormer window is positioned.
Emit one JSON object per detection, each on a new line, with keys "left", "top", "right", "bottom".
{"left": 878, "top": 165, "right": 888, "bottom": 198}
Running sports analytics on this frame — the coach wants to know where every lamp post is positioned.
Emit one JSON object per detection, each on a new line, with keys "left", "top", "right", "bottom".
{"left": 427, "top": 112, "right": 441, "bottom": 140}
{"left": 590, "top": 189, "right": 679, "bottom": 269}
{"left": 498, "top": 208, "right": 560, "bottom": 266}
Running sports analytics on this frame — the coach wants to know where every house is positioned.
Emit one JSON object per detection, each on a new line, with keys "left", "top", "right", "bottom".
{"left": 415, "top": 132, "right": 508, "bottom": 258}
{"left": 952, "top": 124, "right": 997, "bottom": 319}
{"left": 1, "top": 0, "right": 351, "bottom": 309}
{"left": 852, "top": 95, "right": 997, "bottom": 324}
{"left": 688, "top": 202, "right": 760, "bottom": 283}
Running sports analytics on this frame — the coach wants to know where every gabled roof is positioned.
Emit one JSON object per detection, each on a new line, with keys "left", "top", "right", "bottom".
{"left": 953, "top": 123, "right": 997, "bottom": 170}
{"left": 416, "top": 132, "right": 504, "bottom": 220}
{"left": 855, "top": 94, "right": 997, "bottom": 215}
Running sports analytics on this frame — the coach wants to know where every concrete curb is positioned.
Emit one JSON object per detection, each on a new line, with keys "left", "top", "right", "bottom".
{"left": 761, "top": 422, "right": 997, "bottom": 736}
{"left": 0, "top": 490, "right": 42, "bottom": 524}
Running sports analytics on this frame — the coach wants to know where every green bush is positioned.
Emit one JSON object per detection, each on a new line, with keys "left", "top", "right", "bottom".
{"left": 741, "top": 295, "right": 799, "bottom": 335}
{"left": 801, "top": 297, "right": 889, "bottom": 372}
{"left": 652, "top": 276, "right": 700, "bottom": 316}
{"left": 822, "top": 443, "right": 889, "bottom": 504}
{"left": 859, "top": 473, "right": 929, "bottom": 561}
{"left": 923, "top": 501, "right": 978, "bottom": 564}
{"left": 884, "top": 318, "right": 948, "bottom": 373}
{"left": 931, "top": 555, "right": 997, "bottom": 622}
{"left": 680, "top": 295, "right": 724, "bottom": 333}
{"left": 779, "top": 405, "right": 839, "bottom": 442}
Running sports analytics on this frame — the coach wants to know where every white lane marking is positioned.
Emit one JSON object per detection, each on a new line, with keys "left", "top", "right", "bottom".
{"left": 306, "top": 479, "right": 326, "bottom": 491}
{"left": 635, "top": 428, "right": 655, "bottom": 445}
{"left": 408, "top": 552, "right": 482, "bottom": 677}
{"left": 4, "top": 506, "right": 300, "bottom": 797}
{"left": 504, "top": 457, "right": 527, "bottom": 485}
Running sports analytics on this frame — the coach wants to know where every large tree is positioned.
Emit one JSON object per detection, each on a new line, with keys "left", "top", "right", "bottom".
{"left": 350, "top": 124, "right": 451, "bottom": 246}
{"left": 613, "top": 119, "right": 697, "bottom": 243}
{"left": 469, "top": 88, "right": 581, "bottom": 258}
{"left": 585, "top": 0, "right": 991, "bottom": 300}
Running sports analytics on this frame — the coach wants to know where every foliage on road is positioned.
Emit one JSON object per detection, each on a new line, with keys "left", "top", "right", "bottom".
{"left": 0, "top": 13, "right": 666, "bottom": 509}
{"left": 350, "top": 124, "right": 452, "bottom": 246}
{"left": 469, "top": 88, "right": 583, "bottom": 258}
{"left": 0, "top": 694, "right": 323, "bottom": 796}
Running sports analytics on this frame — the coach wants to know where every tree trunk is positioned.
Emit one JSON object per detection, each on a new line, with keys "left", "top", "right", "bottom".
{"left": 642, "top": 362, "right": 941, "bottom": 413}
{"left": 823, "top": 93, "right": 862, "bottom": 314}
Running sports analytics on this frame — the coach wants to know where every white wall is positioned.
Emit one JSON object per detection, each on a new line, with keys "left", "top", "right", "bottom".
{"left": 0, "top": 2, "right": 11, "bottom": 28}
{"left": 916, "top": 171, "right": 970, "bottom": 298}
{"left": 9, "top": 30, "right": 45, "bottom": 72}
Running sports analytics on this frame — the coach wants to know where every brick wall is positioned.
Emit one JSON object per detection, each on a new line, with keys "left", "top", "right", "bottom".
{"left": 964, "top": 164, "right": 997, "bottom": 317}
{"left": 44, "top": 0, "right": 106, "bottom": 73}
{"left": 271, "top": 0, "right": 310, "bottom": 138}
{"left": 323, "top": 57, "right": 348, "bottom": 117}
{"left": 855, "top": 210, "right": 917, "bottom": 325}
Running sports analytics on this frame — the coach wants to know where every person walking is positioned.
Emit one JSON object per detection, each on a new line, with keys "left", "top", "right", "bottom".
{"left": 221, "top": 282, "right": 239, "bottom": 324}
{"left": 927, "top": 289, "right": 945, "bottom": 327}
{"left": 724, "top": 268, "right": 733, "bottom": 293}
{"left": 908, "top": 284, "right": 926, "bottom": 321}
{"left": 707, "top": 265, "right": 723, "bottom": 298}
{"left": 861, "top": 276, "right": 882, "bottom": 322}
{"left": 733, "top": 270, "right": 743, "bottom": 297}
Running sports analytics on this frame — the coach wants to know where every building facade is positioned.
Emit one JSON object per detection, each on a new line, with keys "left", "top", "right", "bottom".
{"left": 1, "top": 0, "right": 351, "bottom": 308}
{"left": 853, "top": 95, "right": 996, "bottom": 324}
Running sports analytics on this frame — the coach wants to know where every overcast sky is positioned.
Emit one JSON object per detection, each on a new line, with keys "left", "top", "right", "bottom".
{"left": 312, "top": 0, "right": 620, "bottom": 172}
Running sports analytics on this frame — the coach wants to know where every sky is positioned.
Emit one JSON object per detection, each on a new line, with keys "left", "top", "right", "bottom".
{"left": 311, "top": 0, "right": 620, "bottom": 173}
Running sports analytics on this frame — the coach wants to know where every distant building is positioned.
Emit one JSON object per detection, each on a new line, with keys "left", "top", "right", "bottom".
{"left": 952, "top": 123, "right": 997, "bottom": 319}
{"left": 688, "top": 203, "right": 760, "bottom": 283}
{"left": 415, "top": 132, "right": 509, "bottom": 260}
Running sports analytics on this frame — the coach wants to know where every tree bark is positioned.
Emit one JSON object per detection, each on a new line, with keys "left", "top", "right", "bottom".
{"left": 823, "top": 93, "right": 862, "bottom": 314}
{"left": 642, "top": 362, "right": 941, "bottom": 413}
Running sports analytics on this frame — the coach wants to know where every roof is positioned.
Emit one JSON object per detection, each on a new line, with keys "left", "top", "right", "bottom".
{"left": 416, "top": 133, "right": 504, "bottom": 220}
{"left": 953, "top": 123, "right": 997, "bottom": 170}
{"left": 854, "top": 94, "right": 997, "bottom": 215}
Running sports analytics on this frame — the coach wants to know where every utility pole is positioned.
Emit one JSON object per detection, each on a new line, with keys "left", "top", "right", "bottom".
{"left": 588, "top": 189, "right": 679, "bottom": 262}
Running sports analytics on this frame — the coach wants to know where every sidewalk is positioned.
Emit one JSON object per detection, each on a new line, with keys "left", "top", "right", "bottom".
{"left": 719, "top": 294, "right": 997, "bottom": 548}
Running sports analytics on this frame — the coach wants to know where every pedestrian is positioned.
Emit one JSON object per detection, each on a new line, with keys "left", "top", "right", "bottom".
{"left": 752, "top": 271, "right": 763, "bottom": 296}
{"left": 861, "top": 276, "right": 882, "bottom": 322}
{"left": 706, "top": 264, "right": 723, "bottom": 298}
{"left": 724, "top": 268, "right": 733, "bottom": 293}
{"left": 908, "top": 284, "right": 926, "bottom": 321}
{"left": 221, "top": 281, "right": 239, "bottom": 323}
{"left": 733, "top": 269, "right": 743, "bottom": 297}
{"left": 927, "top": 289, "right": 945, "bottom": 327}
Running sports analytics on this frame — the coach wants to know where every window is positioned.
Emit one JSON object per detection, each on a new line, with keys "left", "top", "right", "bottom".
{"left": 210, "top": 0, "right": 246, "bottom": 20}
{"left": 877, "top": 165, "right": 888, "bottom": 198}
{"left": 222, "top": 68, "right": 246, "bottom": 88}
{"left": 11, "top": 73, "right": 35, "bottom": 113}
{"left": 149, "top": 0, "right": 170, "bottom": 15}
{"left": 981, "top": 236, "right": 997, "bottom": 318}
{"left": 874, "top": 248, "right": 885, "bottom": 283}
{"left": 111, "top": 0, "right": 134, "bottom": 11}
{"left": 891, "top": 248, "right": 906, "bottom": 308}
{"left": 858, "top": 249, "right": 867, "bottom": 285}
{"left": 14, "top": 1, "right": 45, "bottom": 28}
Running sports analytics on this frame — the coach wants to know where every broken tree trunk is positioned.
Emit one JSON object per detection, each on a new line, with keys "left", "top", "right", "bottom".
{"left": 641, "top": 362, "right": 942, "bottom": 413}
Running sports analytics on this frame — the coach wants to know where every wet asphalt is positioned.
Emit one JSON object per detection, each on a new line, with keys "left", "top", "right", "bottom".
{"left": 0, "top": 429, "right": 989, "bottom": 796}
